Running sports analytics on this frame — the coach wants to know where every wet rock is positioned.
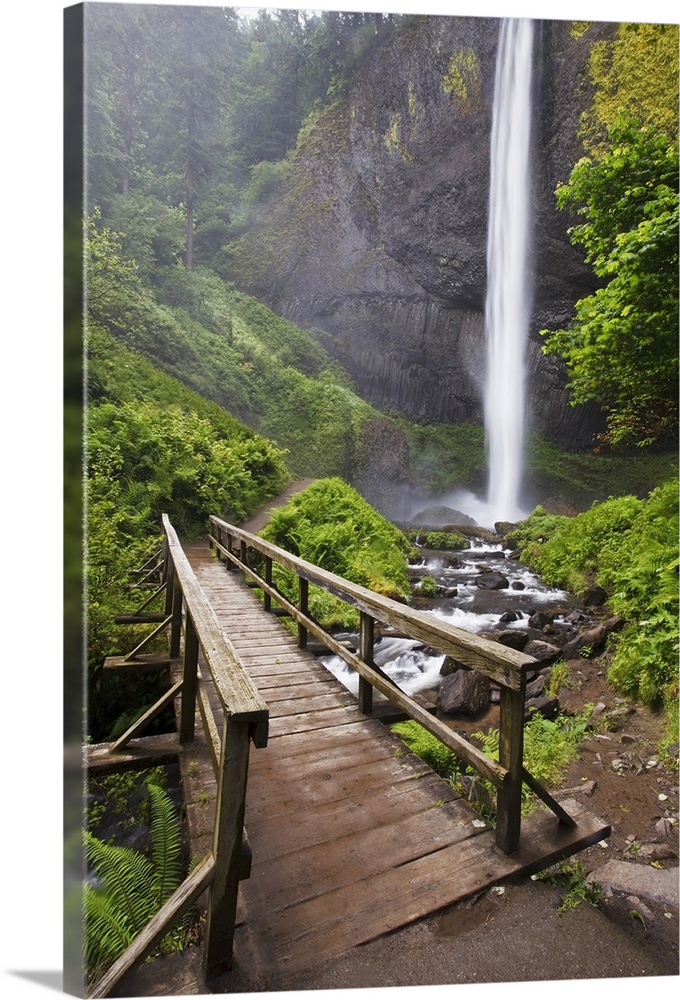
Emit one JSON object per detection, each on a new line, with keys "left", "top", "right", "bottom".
{"left": 438, "top": 669, "right": 491, "bottom": 717}
{"left": 499, "top": 610, "right": 522, "bottom": 623}
{"left": 495, "top": 630, "right": 529, "bottom": 652}
{"left": 563, "top": 609, "right": 590, "bottom": 625}
{"left": 440, "top": 655, "right": 466, "bottom": 676}
{"left": 525, "top": 674, "right": 547, "bottom": 700}
{"left": 525, "top": 695, "right": 560, "bottom": 719}
{"left": 475, "top": 570, "right": 510, "bottom": 590}
{"left": 562, "top": 622, "right": 609, "bottom": 660}
{"left": 411, "top": 505, "right": 478, "bottom": 528}
{"left": 580, "top": 583, "right": 608, "bottom": 607}
{"left": 510, "top": 580, "right": 525, "bottom": 590}
{"left": 538, "top": 495, "right": 584, "bottom": 517}
{"left": 523, "top": 639, "right": 562, "bottom": 665}
{"left": 528, "top": 610, "right": 554, "bottom": 629}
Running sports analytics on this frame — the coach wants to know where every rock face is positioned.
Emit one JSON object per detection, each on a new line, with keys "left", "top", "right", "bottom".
{"left": 232, "top": 16, "right": 616, "bottom": 449}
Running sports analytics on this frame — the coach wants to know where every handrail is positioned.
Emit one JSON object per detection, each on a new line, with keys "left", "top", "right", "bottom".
{"left": 86, "top": 515, "right": 269, "bottom": 996}
{"left": 209, "top": 514, "right": 576, "bottom": 854}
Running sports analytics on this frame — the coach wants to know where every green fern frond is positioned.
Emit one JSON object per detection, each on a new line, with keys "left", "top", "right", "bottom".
{"left": 148, "top": 783, "right": 183, "bottom": 905}
{"left": 83, "top": 882, "right": 135, "bottom": 973}
{"left": 85, "top": 831, "right": 156, "bottom": 932}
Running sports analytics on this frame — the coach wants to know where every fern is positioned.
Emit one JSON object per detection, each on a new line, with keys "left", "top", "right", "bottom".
{"left": 391, "top": 721, "right": 459, "bottom": 777}
{"left": 83, "top": 783, "right": 189, "bottom": 980}
{"left": 148, "top": 783, "right": 183, "bottom": 905}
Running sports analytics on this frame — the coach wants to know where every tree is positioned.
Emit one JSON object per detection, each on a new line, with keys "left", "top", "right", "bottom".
{"left": 541, "top": 115, "right": 679, "bottom": 448}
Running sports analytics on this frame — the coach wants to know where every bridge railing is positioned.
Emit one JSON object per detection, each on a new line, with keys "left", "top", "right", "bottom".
{"left": 209, "top": 514, "right": 577, "bottom": 856}
{"left": 86, "top": 514, "right": 268, "bottom": 997}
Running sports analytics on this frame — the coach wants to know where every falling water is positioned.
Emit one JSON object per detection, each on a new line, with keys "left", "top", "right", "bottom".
{"left": 484, "top": 18, "right": 534, "bottom": 524}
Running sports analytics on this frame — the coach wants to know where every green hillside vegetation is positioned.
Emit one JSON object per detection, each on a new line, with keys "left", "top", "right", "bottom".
{"left": 507, "top": 478, "right": 679, "bottom": 742}
{"left": 86, "top": 319, "right": 290, "bottom": 736}
{"left": 88, "top": 212, "right": 386, "bottom": 484}
{"left": 260, "top": 478, "right": 414, "bottom": 629}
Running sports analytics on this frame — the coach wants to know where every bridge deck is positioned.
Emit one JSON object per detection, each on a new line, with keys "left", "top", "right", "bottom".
{"left": 182, "top": 540, "right": 608, "bottom": 982}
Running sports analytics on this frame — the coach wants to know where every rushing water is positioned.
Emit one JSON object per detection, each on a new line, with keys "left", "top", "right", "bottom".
{"left": 322, "top": 540, "right": 572, "bottom": 698}
{"left": 484, "top": 18, "right": 535, "bottom": 524}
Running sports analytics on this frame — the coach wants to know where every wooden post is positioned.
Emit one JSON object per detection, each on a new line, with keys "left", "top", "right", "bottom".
{"left": 170, "top": 574, "right": 183, "bottom": 659}
{"left": 298, "top": 577, "right": 309, "bottom": 649}
{"left": 180, "top": 614, "right": 199, "bottom": 743}
{"left": 240, "top": 540, "right": 248, "bottom": 583}
{"left": 225, "top": 532, "right": 235, "bottom": 570}
{"left": 264, "top": 557, "right": 272, "bottom": 612}
{"left": 495, "top": 678, "right": 526, "bottom": 854}
{"left": 358, "top": 612, "right": 375, "bottom": 715}
{"left": 164, "top": 559, "right": 175, "bottom": 618}
{"left": 214, "top": 522, "right": 222, "bottom": 561}
{"left": 203, "top": 716, "right": 251, "bottom": 982}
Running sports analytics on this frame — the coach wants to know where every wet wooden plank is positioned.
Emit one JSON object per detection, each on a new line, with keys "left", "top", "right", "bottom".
{"left": 246, "top": 800, "right": 609, "bottom": 975}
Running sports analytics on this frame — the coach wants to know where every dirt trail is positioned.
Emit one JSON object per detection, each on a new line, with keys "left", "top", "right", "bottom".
{"left": 238, "top": 478, "right": 316, "bottom": 534}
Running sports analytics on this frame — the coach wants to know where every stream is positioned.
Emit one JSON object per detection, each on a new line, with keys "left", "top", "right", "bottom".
{"left": 321, "top": 539, "right": 575, "bottom": 699}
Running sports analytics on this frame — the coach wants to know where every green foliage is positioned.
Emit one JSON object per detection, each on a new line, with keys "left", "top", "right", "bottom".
{"left": 84, "top": 784, "right": 191, "bottom": 982}
{"left": 474, "top": 708, "right": 592, "bottom": 814}
{"left": 526, "top": 430, "right": 678, "bottom": 507}
{"left": 419, "top": 575, "right": 437, "bottom": 597}
{"left": 534, "top": 859, "right": 602, "bottom": 914}
{"left": 541, "top": 116, "right": 678, "bottom": 448}
{"left": 390, "top": 721, "right": 459, "bottom": 777}
{"left": 87, "top": 210, "right": 386, "bottom": 484}
{"left": 508, "top": 480, "right": 679, "bottom": 711}
{"left": 420, "top": 531, "right": 468, "bottom": 551}
{"left": 260, "top": 478, "right": 412, "bottom": 628}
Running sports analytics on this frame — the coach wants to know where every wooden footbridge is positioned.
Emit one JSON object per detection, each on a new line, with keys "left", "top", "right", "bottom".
{"left": 83, "top": 512, "right": 610, "bottom": 996}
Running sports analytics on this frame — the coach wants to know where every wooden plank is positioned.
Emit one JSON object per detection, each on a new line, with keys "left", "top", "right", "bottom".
{"left": 102, "top": 654, "right": 172, "bottom": 671}
{"left": 241, "top": 799, "right": 609, "bottom": 975}
{"left": 244, "top": 750, "right": 435, "bottom": 821}
{"left": 84, "top": 734, "right": 179, "bottom": 774}
{"left": 245, "top": 799, "right": 486, "bottom": 913}
{"left": 162, "top": 516, "right": 268, "bottom": 736}
{"left": 244, "top": 771, "right": 467, "bottom": 863}
{"left": 267, "top": 705, "right": 366, "bottom": 738}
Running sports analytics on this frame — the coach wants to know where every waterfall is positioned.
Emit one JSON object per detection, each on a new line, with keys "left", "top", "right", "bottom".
{"left": 484, "top": 18, "right": 534, "bottom": 524}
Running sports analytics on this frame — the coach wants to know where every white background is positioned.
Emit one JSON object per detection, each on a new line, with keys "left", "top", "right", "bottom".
{"left": 0, "top": 1, "right": 675, "bottom": 998}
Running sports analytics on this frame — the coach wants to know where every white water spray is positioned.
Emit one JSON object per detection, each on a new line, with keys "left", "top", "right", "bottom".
{"left": 484, "top": 18, "right": 534, "bottom": 523}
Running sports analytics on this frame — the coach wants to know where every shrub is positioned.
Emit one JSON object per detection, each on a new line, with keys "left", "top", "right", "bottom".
{"left": 507, "top": 479, "right": 679, "bottom": 713}
{"left": 260, "top": 478, "right": 412, "bottom": 628}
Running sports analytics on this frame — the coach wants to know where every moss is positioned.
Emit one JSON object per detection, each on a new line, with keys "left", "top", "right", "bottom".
{"left": 441, "top": 47, "right": 481, "bottom": 111}
{"left": 384, "top": 110, "right": 412, "bottom": 161}
{"left": 582, "top": 23, "right": 679, "bottom": 152}
{"left": 570, "top": 21, "right": 591, "bottom": 40}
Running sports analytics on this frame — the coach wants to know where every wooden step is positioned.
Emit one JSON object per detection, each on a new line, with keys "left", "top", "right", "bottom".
{"left": 114, "top": 613, "right": 168, "bottom": 624}
{"left": 103, "top": 653, "right": 172, "bottom": 671}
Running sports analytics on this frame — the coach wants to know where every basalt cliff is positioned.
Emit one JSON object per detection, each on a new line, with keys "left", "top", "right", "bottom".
{"left": 230, "top": 16, "right": 615, "bottom": 449}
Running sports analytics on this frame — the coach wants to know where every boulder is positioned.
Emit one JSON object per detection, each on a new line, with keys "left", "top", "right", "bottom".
{"left": 525, "top": 695, "right": 560, "bottom": 719}
{"left": 523, "top": 639, "right": 562, "bottom": 665}
{"left": 496, "top": 630, "right": 529, "bottom": 652}
{"left": 586, "top": 860, "right": 679, "bottom": 950}
{"left": 563, "top": 622, "right": 609, "bottom": 660}
{"left": 528, "top": 610, "right": 554, "bottom": 629}
{"left": 580, "top": 583, "right": 608, "bottom": 607}
{"left": 438, "top": 669, "right": 491, "bottom": 717}
{"left": 475, "top": 570, "right": 509, "bottom": 590}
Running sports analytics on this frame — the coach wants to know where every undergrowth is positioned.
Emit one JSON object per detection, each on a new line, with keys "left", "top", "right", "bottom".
{"left": 507, "top": 478, "right": 679, "bottom": 719}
